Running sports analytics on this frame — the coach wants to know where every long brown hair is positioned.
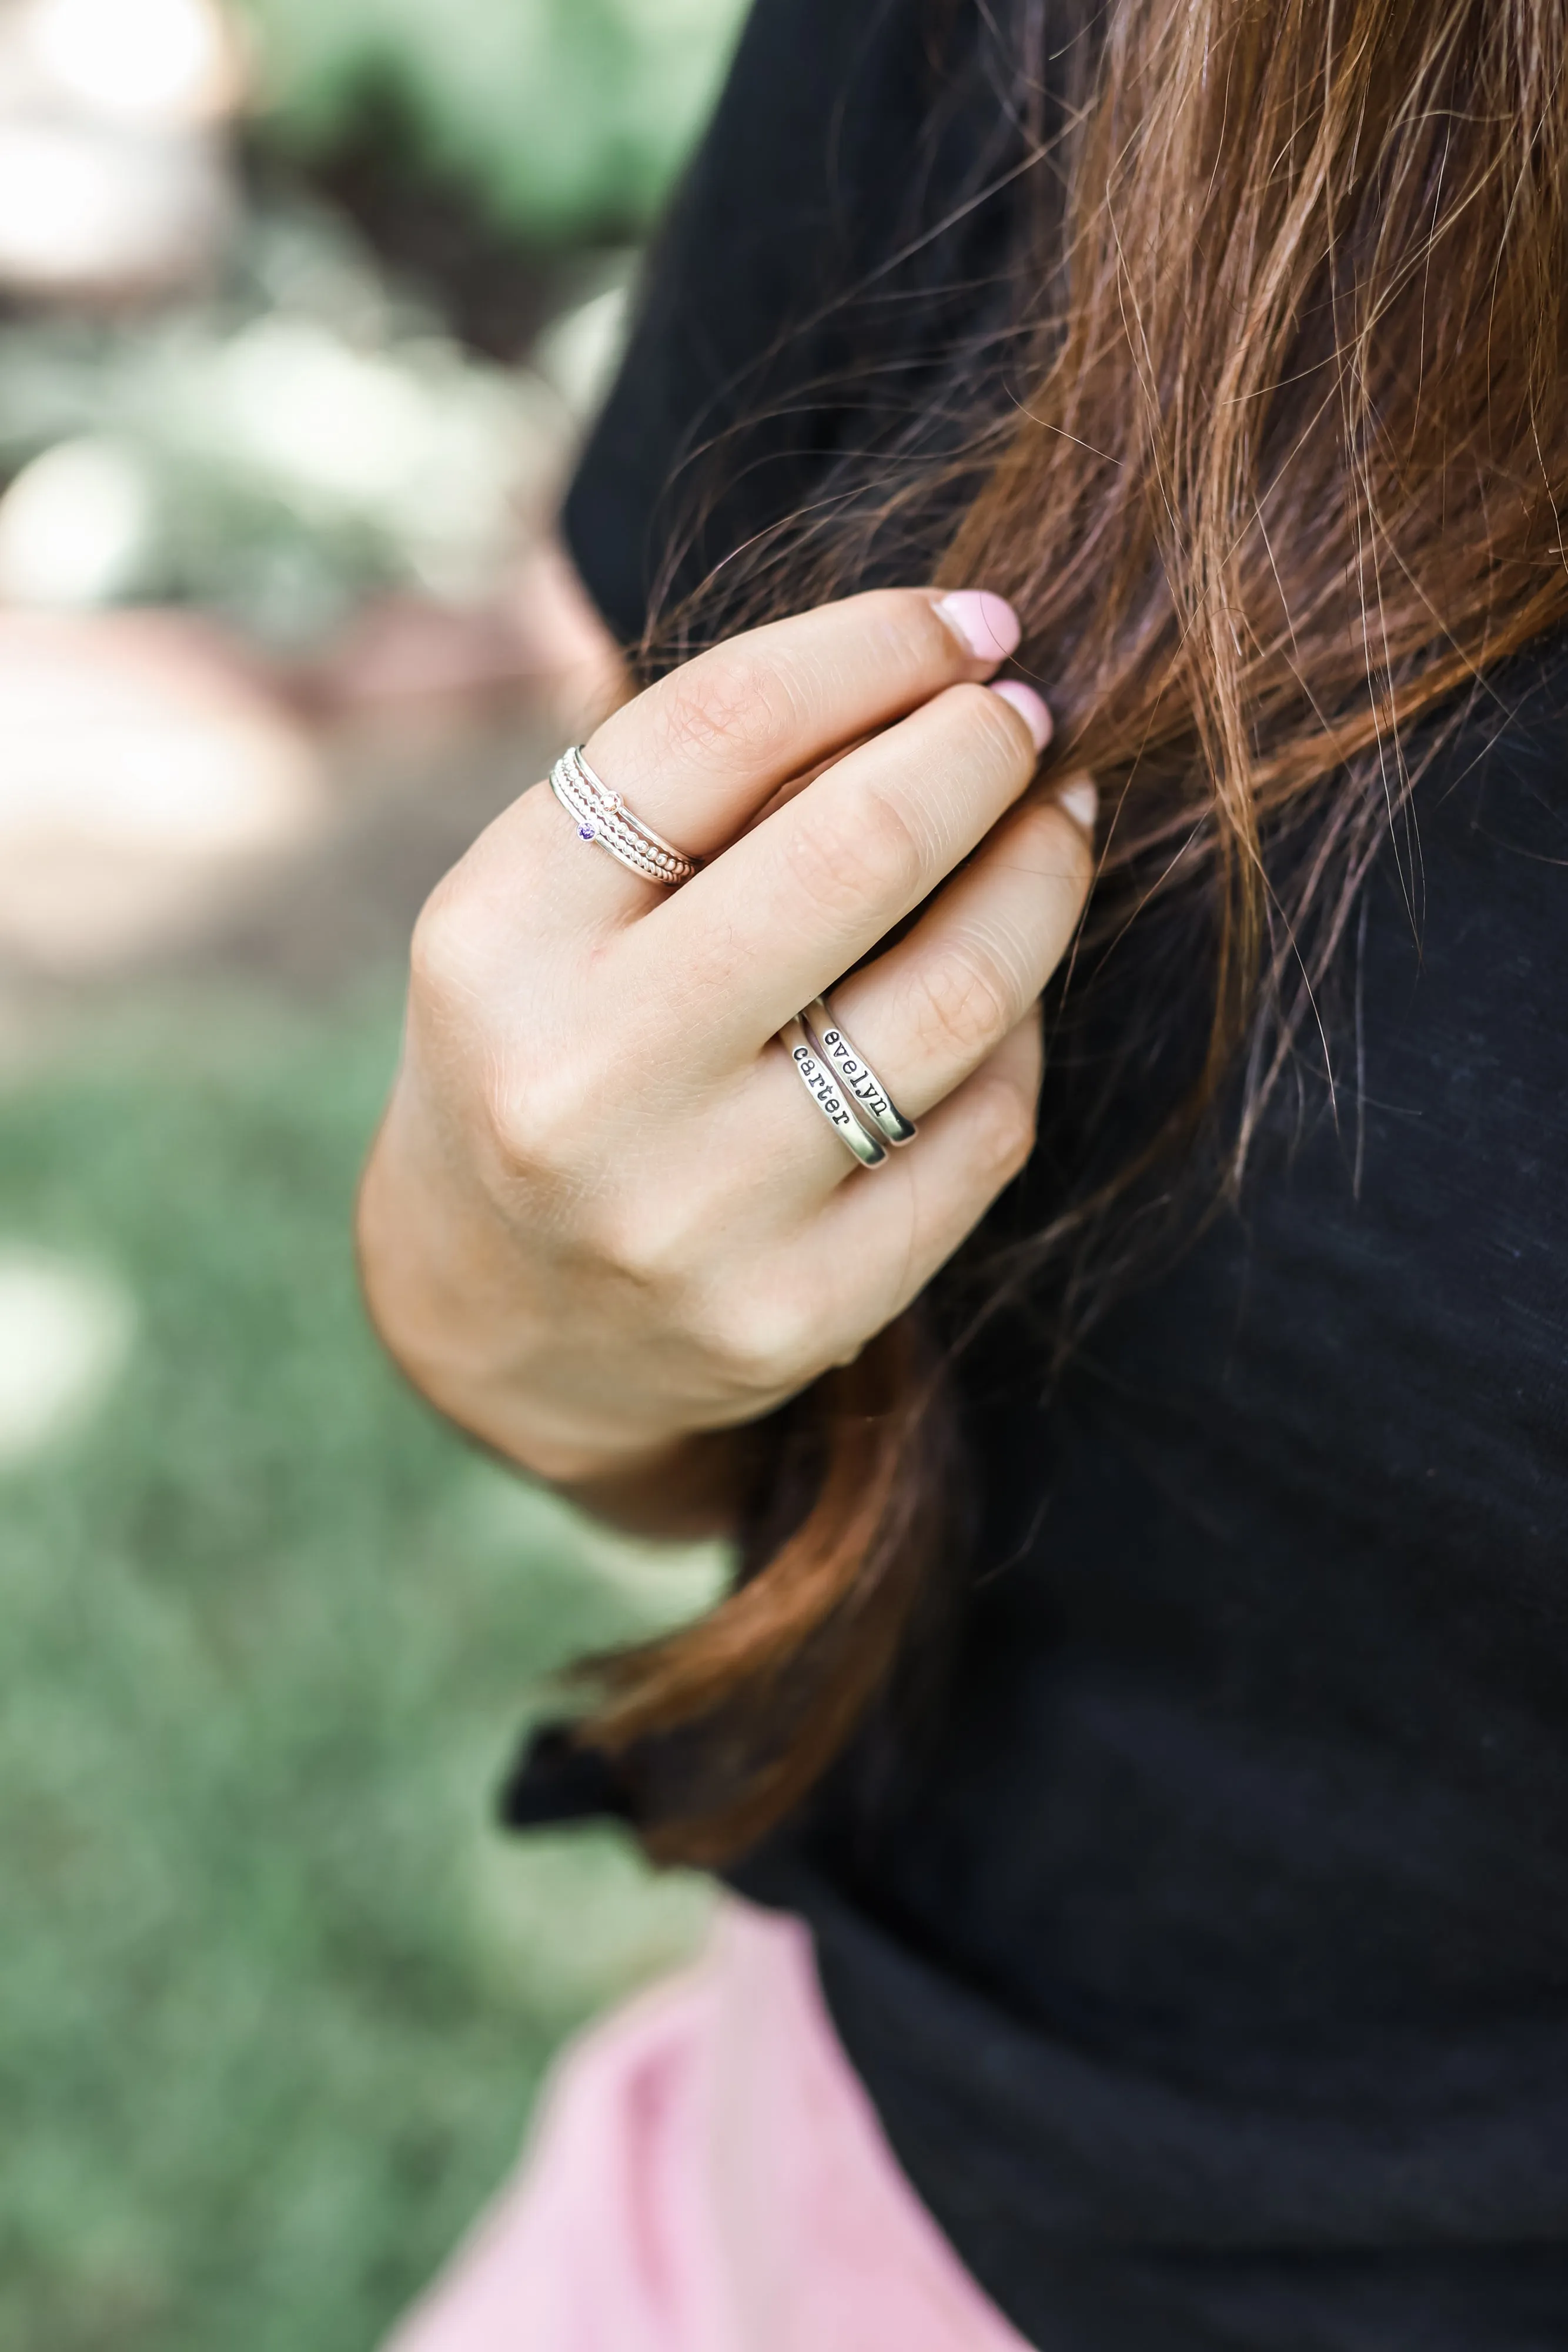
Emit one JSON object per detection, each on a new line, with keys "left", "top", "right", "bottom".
{"left": 577, "top": 0, "right": 1568, "bottom": 1865}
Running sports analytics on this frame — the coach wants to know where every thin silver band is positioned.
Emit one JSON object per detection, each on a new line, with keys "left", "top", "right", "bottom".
{"left": 779, "top": 1020, "right": 887, "bottom": 1168}
{"left": 800, "top": 998, "right": 917, "bottom": 1147}
{"left": 565, "top": 744, "right": 696, "bottom": 870}
{"left": 549, "top": 744, "right": 700, "bottom": 887}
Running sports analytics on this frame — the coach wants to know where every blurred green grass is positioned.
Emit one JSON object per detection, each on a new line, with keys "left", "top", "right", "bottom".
{"left": 0, "top": 982, "right": 720, "bottom": 2352}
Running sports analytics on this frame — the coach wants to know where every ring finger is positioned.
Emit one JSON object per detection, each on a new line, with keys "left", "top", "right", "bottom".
{"left": 799, "top": 774, "right": 1096, "bottom": 1142}
{"left": 665, "top": 773, "right": 1095, "bottom": 1244}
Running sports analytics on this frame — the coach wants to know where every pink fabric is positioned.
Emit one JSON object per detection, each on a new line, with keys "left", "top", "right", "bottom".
{"left": 383, "top": 1896, "right": 1031, "bottom": 2352}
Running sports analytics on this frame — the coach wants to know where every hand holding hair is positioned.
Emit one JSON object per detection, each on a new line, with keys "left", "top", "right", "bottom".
{"left": 357, "top": 586, "right": 1094, "bottom": 1517}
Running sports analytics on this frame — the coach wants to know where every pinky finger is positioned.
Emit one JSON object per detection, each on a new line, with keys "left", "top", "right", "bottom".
{"left": 801, "top": 1007, "right": 1044, "bottom": 1358}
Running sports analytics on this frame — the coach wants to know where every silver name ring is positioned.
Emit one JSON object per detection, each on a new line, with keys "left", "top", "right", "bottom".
{"left": 800, "top": 998, "right": 917, "bottom": 1147}
{"left": 779, "top": 1020, "right": 887, "bottom": 1168}
{"left": 549, "top": 744, "right": 700, "bottom": 888}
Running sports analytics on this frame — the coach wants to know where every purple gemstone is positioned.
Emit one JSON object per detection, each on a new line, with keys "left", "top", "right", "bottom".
{"left": 578, "top": 823, "right": 596, "bottom": 841}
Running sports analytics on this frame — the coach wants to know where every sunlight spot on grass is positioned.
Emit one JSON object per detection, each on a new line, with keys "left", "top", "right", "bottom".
{"left": 0, "top": 1246, "right": 135, "bottom": 1469}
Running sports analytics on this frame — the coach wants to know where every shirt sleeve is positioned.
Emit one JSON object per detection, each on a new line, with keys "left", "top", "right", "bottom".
{"left": 560, "top": 0, "right": 1021, "bottom": 648}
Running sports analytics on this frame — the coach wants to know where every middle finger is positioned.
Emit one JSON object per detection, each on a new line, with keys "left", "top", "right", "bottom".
{"left": 821, "top": 777, "right": 1097, "bottom": 1129}
{"left": 638, "top": 676, "right": 1052, "bottom": 1052}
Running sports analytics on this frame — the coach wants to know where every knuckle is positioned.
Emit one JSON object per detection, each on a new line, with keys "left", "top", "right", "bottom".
{"left": 944, "top": 679, "right": 1038, "bottom": 776}
{"left": 909, "top": 942, "right": 1015, "bottom": 1062}
{"left": 860, "top": 586, "right": 968, "bottom": 677}
{"left": 651, "top": 646, "right": 798, "bottom": 771}
{"left": 594, "top": 1190, "right": 696, "bottom": 1293}
{"left": 697, "top": 1285, "right": 817, "bottom": 1398}
{"left": 785, "top": 782, "right": 924, "bottom": 920}
{"left": 969, "top": 1073, "right": 1038, "bottom": 1182}
{"left": 409, "top": 871, "right": 483, "bottom": 1006}
{"left": 1062, "top": 818, "right": 1096, "bottom": 907}
{"left": 1040, "top": 799, "right": 1096, "bottom": 900}
{"left": 489, "top": 1054, "right": 593, "bottom": 1175}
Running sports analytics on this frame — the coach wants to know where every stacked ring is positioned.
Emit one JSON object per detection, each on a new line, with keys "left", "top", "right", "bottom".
{"left": 800, "top": 998, "right": 917, "bottom": 1148}
{"left": 780, "top": 999, "right": 920, "bottom": 1169}
{"left": 550, "top": 744, "right": 700, "bottom": 887}
{"left": 779, "top": 1020, "right": 888, "bottom": 1168}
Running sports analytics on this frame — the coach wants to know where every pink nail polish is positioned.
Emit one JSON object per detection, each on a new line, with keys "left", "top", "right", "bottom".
{"left": 1055, "top": 777, "right": 1098, "bottom": 833}
{"left": 989, "top": 679, "right": 1053, "bottom": 751}
{"left": 935, "top": 590, "right": 1021, "bottom": 663}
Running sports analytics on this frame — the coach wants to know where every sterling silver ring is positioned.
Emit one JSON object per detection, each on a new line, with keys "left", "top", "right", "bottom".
{"left": 800, "top": 998, "right": 917, "bottom": 1147}
{"left": 549, "top": 744, "right": 700, "bottom": 888}
{"left": 779, "top": 1019, "right": 887, "bottom": 1168}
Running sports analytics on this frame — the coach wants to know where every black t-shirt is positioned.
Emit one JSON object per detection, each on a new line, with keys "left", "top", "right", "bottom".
{"left": 531, "top": 3, "right": 1568, "bottom": 2342}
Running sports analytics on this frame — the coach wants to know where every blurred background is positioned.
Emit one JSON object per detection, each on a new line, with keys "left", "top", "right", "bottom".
{"left": 0, "top": 3, "right": 745, "bottom": 2343}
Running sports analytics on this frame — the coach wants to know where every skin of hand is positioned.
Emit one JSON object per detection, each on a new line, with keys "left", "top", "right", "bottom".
{"left": 356, "top": 586, "right": 1095, "bottom": 1532}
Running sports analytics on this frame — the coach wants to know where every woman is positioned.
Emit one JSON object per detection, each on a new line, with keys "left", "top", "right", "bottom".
{"left": 360, "top": 0, "right": 1568, "bottom": 2344}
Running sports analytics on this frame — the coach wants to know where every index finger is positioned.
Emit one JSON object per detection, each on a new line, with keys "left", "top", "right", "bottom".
{"left": 581, "top": 586, "right": 1022, "bottom": 868}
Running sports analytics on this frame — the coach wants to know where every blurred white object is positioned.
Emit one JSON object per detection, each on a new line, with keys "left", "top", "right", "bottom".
{"left": 0, "top": 0, "right": 240, "bottom": 299}
{"left": 0, "top": 205, "right": 570, "bottom": 643}
{"left": 207, "top": 318, "right": 563, "bottom": 606}
{"left": 0, "top": 438, "right": 155, "bottom": 605}
{"left": 220, "top": 319, "right": 435, "bottom": 506}
{"left": 0, "top": 1246, "right": 135, "bottom": 1469}
{"left": 19, "top": 0, "right": 238, "bottom": 126}
{"left": 0, "top": 610, "right": 323, "bottom": 970}
{"left": 534, "top": 277, "right": 632, "bottom": 424}
{"left": 0, "top": 116, "right": 230, "bottom": 295}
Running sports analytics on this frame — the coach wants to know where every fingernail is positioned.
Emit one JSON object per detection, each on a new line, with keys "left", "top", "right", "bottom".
{"left": 935, "top": 589, "right": 1021, "bottom": 663}
{"left": 1054, "top": 776, "right": 1098, "bottom": 833}
{"left": 988, "top": 678, "right": 1052, "bottom": 751}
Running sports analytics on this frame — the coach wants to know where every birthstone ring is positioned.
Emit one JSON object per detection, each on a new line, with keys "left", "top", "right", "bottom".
{"left": 800, "top": 997, "right": 918, "bottom": 1148}
{"left": 549, "top": 744, "right": 700, "bottom": 887}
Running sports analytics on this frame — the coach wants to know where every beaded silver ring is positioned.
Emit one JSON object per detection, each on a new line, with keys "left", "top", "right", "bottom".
{"left": 549, "top": 744, "right": 700, "bottom": 887}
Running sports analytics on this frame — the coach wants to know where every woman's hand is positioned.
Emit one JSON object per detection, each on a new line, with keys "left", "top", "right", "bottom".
{"left": 357, "top": 586, "right": 1094, "bottom": 1516}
